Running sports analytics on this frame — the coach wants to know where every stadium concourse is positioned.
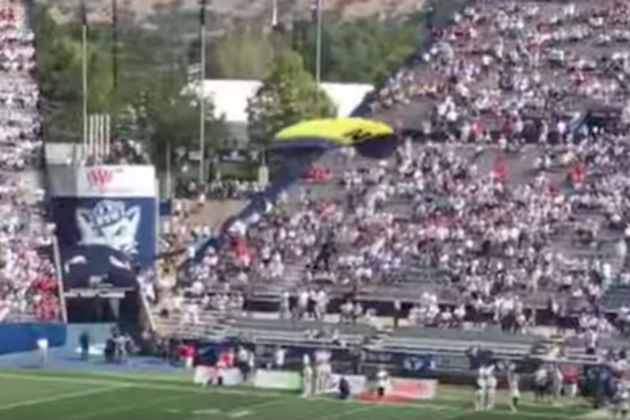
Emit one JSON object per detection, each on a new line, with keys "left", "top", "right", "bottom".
{"left": 143, "top": 0, "right": 630, "bottom": 411}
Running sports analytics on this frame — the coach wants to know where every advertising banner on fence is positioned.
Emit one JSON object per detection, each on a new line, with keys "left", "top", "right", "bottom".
{"left": 362, "top": 348, "right": 469, "bottom": 374}
{"left": 253, "top": 369, "right": 301, "bottom": 390}
{"left": 193, "top": 366, "right": 243, "bottom": 386}
{"left": 357, "top": 378, "right": 437, "bottom": 402}
{"left": 48, "top": 165, "right": 158, "bottom": 289}
{"left": 388, "top": 378, "right": 437, "bottom": 400}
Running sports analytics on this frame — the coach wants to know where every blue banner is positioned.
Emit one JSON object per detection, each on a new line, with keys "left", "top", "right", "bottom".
{"left": 159, "top": 199, "right": 173, "bottom": 217}
{"left": 52, "top": 196, "right": 156, "bottom": 264}
{"left": 47, "top": 165, "right": 158, "bottom": 289}
{"left": 51, "top": 196, "right": 156, "bottom": 288}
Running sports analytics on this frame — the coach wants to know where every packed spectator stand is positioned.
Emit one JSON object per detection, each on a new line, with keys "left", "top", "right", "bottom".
{"left": 0, "top": 0, "right": 60, "bottom": 322}
{"left": 148, "top": 0, "right": 630, "bottom": 370}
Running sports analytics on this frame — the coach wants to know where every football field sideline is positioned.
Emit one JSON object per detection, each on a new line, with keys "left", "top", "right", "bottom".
{"left": 0, "top": 369, "right": 595, "bottom": 420}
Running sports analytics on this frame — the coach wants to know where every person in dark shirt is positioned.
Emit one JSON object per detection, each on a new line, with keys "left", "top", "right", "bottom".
{"left": 338, "top": 376, "right": 350, "bottom": 400}
{"left": 79, "top": 330, "right": 90, "bottom": 361}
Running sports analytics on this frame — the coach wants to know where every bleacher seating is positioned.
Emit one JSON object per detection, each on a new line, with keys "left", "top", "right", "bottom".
{"left": 151, "top": 0, "right": 630, "bottom": 362}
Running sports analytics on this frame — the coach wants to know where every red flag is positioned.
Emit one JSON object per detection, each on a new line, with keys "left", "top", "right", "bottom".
{"left": 570, "top": 161, "right": 586, "bottom": 184}
{"left": 472, "top": 119, "right": 484, "bottom": 135}
{"left": 492, "top": 159, "right": 508, "bottom": 183}
{"left": 233, "top": 240, "right": 252, "bottom": 265}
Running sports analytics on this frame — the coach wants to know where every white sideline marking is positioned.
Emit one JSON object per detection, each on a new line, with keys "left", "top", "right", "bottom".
{"left": 227, "top": 396, "right": 287, "bottom": 417}
{"left": 0, "top": 370, "right": 568, "bottom": 418}
{"left": 0, "top": 385, "right": 129, "bottom": 411}
{"left": 193, "top": 408, "right": 221, "bottom": 415}
{"left": 64, "top": 393, "right": 194, "bottom": 420}
{"left": 435, "top": 409, "right": 475, "bottom": 420}
{"left": 313, "top": 405, "right": 373, "bottom": 420}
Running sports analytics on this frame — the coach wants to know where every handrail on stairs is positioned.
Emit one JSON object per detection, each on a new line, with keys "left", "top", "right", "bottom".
{"left": 137, "top": 281, "right": 157, "bottom": 333}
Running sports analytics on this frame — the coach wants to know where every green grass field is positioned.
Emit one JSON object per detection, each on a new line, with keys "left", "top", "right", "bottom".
{"left": 0, "top": 369, "right": 604, "bottom": 420}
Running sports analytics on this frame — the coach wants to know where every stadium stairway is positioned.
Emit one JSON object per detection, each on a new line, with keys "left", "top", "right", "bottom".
{"left": 182, "top": 151, "right": 326, "bottom": 268}
{"left": 151, "top": 309, "right": 227, "bottom": 339}
{"left": 183, "top": 199, "right": 246, "bottom": 230}
{"left": 603, "top": 284, "right": 630, "bottom": 309}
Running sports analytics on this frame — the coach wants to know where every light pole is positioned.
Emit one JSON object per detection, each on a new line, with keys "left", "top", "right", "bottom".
{"left": 81, "top": 0, "right": 88, "bottom": 162}
{"left": 198, "top": 0, "right": 207, "bottom": 184}
{"left": 315, "top": 0, "right": 322, "bottom": 88}
{"left": 112, "top": 0, "right": 118, "bottom": 91}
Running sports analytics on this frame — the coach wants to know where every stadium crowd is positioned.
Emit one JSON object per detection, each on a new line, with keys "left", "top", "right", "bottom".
{"left": 165, "top": 0, "right": 630, "bottom": 351}
{"left": 369, "top": 0, "right": 630, "bottom": 139}
{"left": 0, "top": 0, "right": 59, "bottom": 322}
{"left": 137, "top": 0, "right": 630, "bottom": 374}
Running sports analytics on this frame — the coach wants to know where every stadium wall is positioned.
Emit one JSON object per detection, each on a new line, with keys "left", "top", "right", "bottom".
{"left": 0, "top": 323, "right": 66, "bottom": 355}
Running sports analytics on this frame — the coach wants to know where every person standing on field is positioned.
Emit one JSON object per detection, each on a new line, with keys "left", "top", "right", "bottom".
{"left": 508, "top": 367, "right": 520, "bottom": 413}
{"left": 302, "top": 354, "right": 313, "bottom": 397}
{"left": 36, "top": 336, "right": 48, "bottom": 366}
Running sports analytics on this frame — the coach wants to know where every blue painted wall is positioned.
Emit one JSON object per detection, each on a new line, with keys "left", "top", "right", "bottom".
{"left": 0, "top": 323, "right": 66, "bottom": 355}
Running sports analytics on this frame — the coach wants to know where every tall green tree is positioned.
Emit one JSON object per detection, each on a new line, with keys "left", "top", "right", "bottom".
{"left": 33, "top": 2, "right": 229, "bottom": 175}
{"left": 294, "top": 15, "right": 420, "bottom": 84}
{"left": 34, "top": 5, "right": 116, "bottom": 142}
{"left": 246, "top": 51, "right": 336, "bottom": 148}
{"left": 188, "top": 25, "right": 286, "bottom": 80}
{"left": 211, "top": 26, "right": 277, "bottom": 80}
{"left": 110, "top": 68, "right": 229, "bottom": 173}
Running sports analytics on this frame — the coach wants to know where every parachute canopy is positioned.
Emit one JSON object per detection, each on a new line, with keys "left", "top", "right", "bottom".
{"left": 273, "top": 117, "right": 394, "bottom": 151}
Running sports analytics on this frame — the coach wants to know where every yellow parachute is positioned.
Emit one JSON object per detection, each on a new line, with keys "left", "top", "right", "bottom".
{"left": 273, "top": 117, "right": 396, "bottom": 158}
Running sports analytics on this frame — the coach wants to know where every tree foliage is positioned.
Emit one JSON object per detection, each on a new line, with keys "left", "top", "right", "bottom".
{"left": 33, "top": 4, "right": 229, "bottom": 174}
{"left": 205, "top": 26, "right": 278, "bottom": 80}
{"left": 246, "top": 51, "right": 336, "bottom": 148}
{"left": 293, "top": 15, "right": 420, "bottom": 84}
{"left": 34, "top": 5, "right": 113, "bottom": 142}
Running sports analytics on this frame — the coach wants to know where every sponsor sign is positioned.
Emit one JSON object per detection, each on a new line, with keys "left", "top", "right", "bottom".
{"left": 193, "top": 366, "right": 243, "bottom": 386}
{"left": 388, "top": 378, "right": 437, "bottom": 400}
{"left": 363, "top": 349, "right": 468, "bottom": 373}
{"left": 357, "top": 378, "right": 437, "bottom": 401}
{"left": 48, "top": 165, "right": 156, "bottom": 198}
{"left": 253, "top": 369, "right": 301, "bottom": 390}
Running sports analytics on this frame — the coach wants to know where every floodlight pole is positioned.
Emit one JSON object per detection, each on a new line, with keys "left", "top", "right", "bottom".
{"left": 198, "top": 0, "right": 207, "bottom": 184}
{"left": 315, "top": 0, "right": 323, "bottom": 110}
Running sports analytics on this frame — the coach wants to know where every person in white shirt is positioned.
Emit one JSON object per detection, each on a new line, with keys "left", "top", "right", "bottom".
{"left": 316, "top": 358, "right": 332, "bottom": 394}
{"left": 552, "top": 365, "right": 564, "bottom": 403}
{"left": 534, "top": 366, "right": 549, "bottom": 403}
{"left": 475, "top": 373, "right": 487, "bottom": 411}
{"left": 236, "top": 346, "right": 250, "bottom": 380}
{"left": 302, "top": 354, "right": 313, "bottom": 397}
{"left": 36, "top": 336, "right": 48, "bottom": 366}
{"left": 508, "top": 367, "right": 520, "bottom": 412}
{"left": 486, "top": 370, "right": 497, "bottom": 410}
{"left": 376, "top": 366, "right": 389, "bottom": 398}
{"left": 297, "top": 289, "right": 309, "bottom": 320}
{"left": 617, "top": 382, "right": 629, "bottom": 420}
{"left": 247, "top": 350, "right": 255, "bottom": 380}
{"left": 314, "top": 350, "right": 331, "bottom": 393}
{"left": 274, "top": 346, "right": 286, "bottom": 369}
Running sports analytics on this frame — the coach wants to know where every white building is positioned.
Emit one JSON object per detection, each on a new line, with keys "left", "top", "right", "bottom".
{"left": 193, "top": 79, "right": 373, "bottom": 143}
